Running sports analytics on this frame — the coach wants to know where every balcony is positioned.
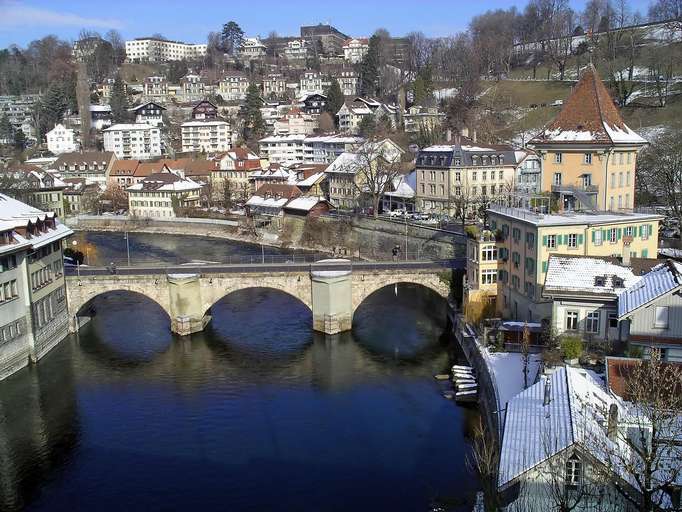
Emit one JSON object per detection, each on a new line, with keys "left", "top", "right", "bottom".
{"left": 551, "top": 183, "right": 599, "bottom": 195}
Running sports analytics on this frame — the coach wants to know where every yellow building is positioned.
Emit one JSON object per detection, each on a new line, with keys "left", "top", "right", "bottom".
{"left": 488, "top": 204, "right": 663, "bottom": 322}
{"left": 529, "top": 66, "right": 646, "bottom": 212}
{"left": 465, "top": 229, "right": 499, "bottom": 305}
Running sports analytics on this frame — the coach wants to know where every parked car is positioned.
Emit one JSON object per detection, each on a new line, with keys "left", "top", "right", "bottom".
{"left": 388, "top": 209, "right": 406, "bottom": 218}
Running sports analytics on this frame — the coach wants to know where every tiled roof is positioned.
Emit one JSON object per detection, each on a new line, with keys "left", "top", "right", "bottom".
{"left": 530, "top": 66, "right": 646, "bottom": 146}
{"left": 618, "top": 260, "right": 682, "bottom": 318}
{"left": 109, "top": 159, "right": 141, "bottom": 176}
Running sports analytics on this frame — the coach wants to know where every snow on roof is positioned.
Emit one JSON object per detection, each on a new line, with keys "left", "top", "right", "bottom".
{"left": 104, "top": 123, "right": 156, "bottom": 131}
{"left": 618, "top": 260, "right": 682, "bottom": 318}
{"left": 488, "top": 204, "right": 663, "bottom": 227}
{"left": 324, "top": 151, "right": 361, "bottom": 174}
{"left": 544, "top": 256, "right": 640, "bottom": 297}
{"left": 245, "top": 195, "right": 289, "bottom": 208}
{"left": 499, "top": 366, "right": 626, "bottom": 489}
{"left": 181, "top": 120, "right": 229, "bottom": 127}
{"left": 296, "top": 171, "right": 325, "bottom": 187}
{"left": 283, "top": 196, "right": 327, "bottom": 212}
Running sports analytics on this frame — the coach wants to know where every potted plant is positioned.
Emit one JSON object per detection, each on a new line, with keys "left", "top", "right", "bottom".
{"left": 561, "top": 336, "right": 583, "bottom": 365}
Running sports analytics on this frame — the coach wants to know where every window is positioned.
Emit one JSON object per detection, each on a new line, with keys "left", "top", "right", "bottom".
{"left": 608, "top": 228, "right": 617, "bottom": 244}
{"left": 619, "top": 172, "right": 624, "bottom": 187}
{"left": 566, "top": 311, "right": 579, "bottom": 331}
{"left": 641, "top": 224, "right": 651, "bottom": 240}
{"left": 608, "top": 313, "right": 618, "bottom": 329}
{"left": 455, "top": 172, "right": 461, "bottom": 182}
{"left": 547, "top": 235, "right": 557, "bottom": 249}
{"left": 553, "top": 172, "right": 562, "bottom": 186}
{"left": 482, "top": 246, "right": 497, "bottom": 261}
{"left": 594, "top": 230, "right": 602, "bottom": 246}
{"left": 472, "top": 172, "right": 477, "bottom": 181}
{"left": 654, "top": 306, "right": 669, "bottom": 329}
{"left": 626, "top": 171, "right": 631, "bottom": 186}
{"left": 567, "top": 233, "right": 577, "bottom": 248}
{"left": 482, "top": 171, "right": 487, "bottom": 181}
{"left": 611, "top": 172, "right": 616, "bottom": 188}
{"left": 566, "top": 455, "right": 582, "bottom": 489}
{"left": 586, "top": 311, "right": 600, "bottom": 333}
{"left": 584, "top": 153, "right": 592, "bottom": 164}
{"left": 555, "top": 152, "right": 562, "bottom": 164}
{"left": 499, "top": 170, "right": 504, "bottom": 180}
{"left": 481, "top": 270, "right": 497, "bottom": 285}
{"left": 624, "top": 226, "right": 633, "bottom": 238}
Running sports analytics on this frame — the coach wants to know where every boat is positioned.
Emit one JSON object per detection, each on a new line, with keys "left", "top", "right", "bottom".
{"left": 455, "top": 389, "right": 478, "bottom": 402}
{"left": 452, "top": 365, "right": 473, "bottom": 371}
{"left": 456, "top": 383, "right": 478, "bottom": 390}
{"left": 434, "top": 374, "right": 451, "bottom": 381}
{"left": 455, "top": 378, "right": 476, "bottom": 386}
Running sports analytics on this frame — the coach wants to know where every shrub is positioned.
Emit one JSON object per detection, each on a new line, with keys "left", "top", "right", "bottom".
{"left": 465, "top": 225, "right": 480, "bottom": 239}
{"left": 561, "top": 336, "right": 583, "bottom": 360}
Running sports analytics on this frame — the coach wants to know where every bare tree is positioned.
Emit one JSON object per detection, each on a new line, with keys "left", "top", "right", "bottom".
{"left": 636, "top": 130, "right": 682, "bottom": 223}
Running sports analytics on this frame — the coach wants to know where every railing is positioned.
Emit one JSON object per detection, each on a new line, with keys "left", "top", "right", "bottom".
{"left": 551, "top": 183, "right": 599, "bottom": 194}
{"left": 487, "top": 203, "right": 543, "bottom": 223}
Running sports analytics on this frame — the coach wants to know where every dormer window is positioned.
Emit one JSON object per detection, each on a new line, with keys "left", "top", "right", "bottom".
{"left": 472, "top": 156, "right": 478, "bottom": 165}
{"left": 613, "top": 277, "right": 624, "bottom": 288}
{"left": 595, "top": 276, "right": 605, "bottom": 287}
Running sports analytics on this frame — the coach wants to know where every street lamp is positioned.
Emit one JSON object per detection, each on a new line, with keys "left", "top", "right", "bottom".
{"left": 72, "top": 240, "right": 80, "bottom": 277}
{"left": 124, "top": 231, "right": 131, "bottom": 266}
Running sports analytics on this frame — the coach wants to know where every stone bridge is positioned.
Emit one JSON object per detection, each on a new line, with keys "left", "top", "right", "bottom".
{"left": 66, "top": 259, "right": 461, "bottom": 335}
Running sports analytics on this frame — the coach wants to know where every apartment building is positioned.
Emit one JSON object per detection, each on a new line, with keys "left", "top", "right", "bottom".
{"left": 143, "top": 76, "right": 168, "bottom": 101}
{"left": 239, "top": 38, "right": 267, "bottom": 60}
{"left": 529, "top": 66, "right": 646, "bottom": 212}
{"left": 300, "top": 24, "right": 349, "bottom": 56}
{"left": 259, "top": 134, "right": 307, "bottom": 166}
{"left": 127, "top": 171, "right": 202, "bottom": 218}
{"left": 103, "top": 124, "right": 162, "bottom": 160}
{"left": 130, "top": 101, "right": 166, "bottom": 127}
{"left": 262, "top": 74, "right": 288, "bottom": 98}
{"left": 259, "top": 134, "right": 364, "bottom": 166}
{"left": 284, "top": 40, "right": 309, "bottom": 61}
{"left": 273, "top": 107, "right": 317, "bottom": 136}
{"left": 342, "top": 38, "right": 369, "bottom": 63}
{"left": 335, "top": 70, "right": 360, "bottom": 96}
{"left": 487, "top": 204, "right": 663, "bottom": 322}
{"left": 46, "top": 124, "right": 77, "bottom": 154}
{"left": 181, "top": 120, "right": 232, "bottom": 153}
{"left": 415, "top": 139, "right": 522, "bottom": 215}
{"left": 465, "top": 229, "right": 500, "bottom": 305}
{"left": 213, "top": 148, "right": 262, "bottom": 200}
{"left": 180, "top": 74, "right": 205, "bottom": 101}
{"left": 219, "top": 72, "right": 249, "bottom": 102}
{"left": 0, "top": 165, "right": 66, "bottom": 217}
{"left": 337, "top": 98, "right": 399, "bottom": 134}
{"left": 125, "top": 38, "right": 207, "bottom": 62}
{"left": 403, "top": 106, "right": 445, "bottom": 134}
{"left": 0, "top": 193, "right": 72, "bottom": 380}
{"left": 53, "top": 151, "right": 116, "bottom": 186}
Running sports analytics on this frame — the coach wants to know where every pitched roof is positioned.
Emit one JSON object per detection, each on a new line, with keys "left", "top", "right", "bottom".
{"left": 109, "top": 159, "right": 141, "bottom": 176}
{"left": 134, "top": 162, "right": 167, "bottom": 177}
{"left": 543, "top": 255, "right": 642, "bottom": 298}
{"left": 53, "top": 151, "right": 115, "bottom": 167}
{"left": 618, "top": 260, "right": 682, "bottom": 318}
{"left": 530, "top": 66, "right": 646, "bottom": 146}
{"left": 605, "top": 356, "right": 682, "bottom": 399}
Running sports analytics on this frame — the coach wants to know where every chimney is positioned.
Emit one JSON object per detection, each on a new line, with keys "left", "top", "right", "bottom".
{"left": 607, "top": 403, "right": 619, "bottom": 441}
{"left": 543, "top": 377, "right": 552, "bottom": 406}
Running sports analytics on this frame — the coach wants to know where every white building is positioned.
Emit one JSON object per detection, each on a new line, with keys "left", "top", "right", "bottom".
{"left": 262, "top": 74, "right": 287, "bottom": 99}
{"left": 342, "top": 38, "right": 369, "bottom": 64}
{"left": 335, "top": 70, "right": 360, "bottom": 96}
{"left": 273, "top": 107, "right": 317, "bottom": 136}
{"left": 46, "top": 124, "right": 77, "bottom": 155}
{"left": 125, "top": 38, "right": 207, "bottom": 62}
{"left": 285, "top": 40, "right": 309, "bottom": 61}
{"left": 240, "top": 38, "right": 267, "bottom": 60}
{"left": 128, "top": 170, "right": 202, "bottom": 218}
{"left": 181, "top": 120, "right": 232, "bottom": 153}
{"left": 258, "top": 135, "right": 306, "bottom": 166}
{"left": 259, "top": 134, "right": 364, "bottom": 166}
{"left": 299, "top": 72, "right": 328, "bottom": 96}
{"left": 180, "top": 74, "right": 205, "bottom": 101}
{"left": 143, "top": 76, "right": 168, "bottom": 101}
{"left": 103, "top": 124, "right": 162, "bottom": 160}
{"left": 337, "top": 98, "right": 399, "bottom": 134}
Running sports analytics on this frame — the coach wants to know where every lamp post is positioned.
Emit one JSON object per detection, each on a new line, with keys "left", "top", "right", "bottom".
{"left": 124, "top": 231, "right": 131, "bottom": 266}
{"left": 72, "top": 240, "right": 80, "bottom": 277}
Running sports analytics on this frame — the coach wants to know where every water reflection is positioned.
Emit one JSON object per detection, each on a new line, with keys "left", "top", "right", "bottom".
{"left": 0, "top": 282, "right": 480, "bottom": 511}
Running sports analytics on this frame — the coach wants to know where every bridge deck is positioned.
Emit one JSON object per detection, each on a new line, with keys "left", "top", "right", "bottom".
{"left": 65, "top": 259, "right": 465, "bottom": 277}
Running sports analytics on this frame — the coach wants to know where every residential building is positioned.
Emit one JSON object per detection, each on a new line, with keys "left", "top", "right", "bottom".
{"left": 542, "top": 255, "right": 657, "bottom": 343}
{"left": 130, "top": 101, "right": 166, "bottom": 127}
{"left": 515, "top": 150, "right": 543, "bottom": 201}
{"left": 143, "top": 76, "right": 168, "bottom": 101}
{"left": 0, "top": 94, "right": 39, "bottom": 140}
{"left": 53, "top": 151, "right": 116, "bottom": 186}
{"left": 403, "top": 106, "right": 445, "bottom": 134}
{"left": 127, "top": 170, "right": 202, "bottom": 218}
{"left": 529, "top": 66, "right": 646, "bottom": 212}
{"left": 335, "top": 70, "right": 360, "bottom": 96}
{"left": 262, "top": 74, "right": 287, "bottom": 99}
{"left": 219, "top": 72, "right": 249, "bottom": 102}
{"left": 213, "top": 147, "right": 262, "bottom": 201}
{"left": 302, "top": 134, "right": 364, "bottom": 164}
{"left": 259, "top": 134, "right": 307, "bottom": 166}
{"left": 249, "top": 166, "right": 293, "bottom": 193}
{"left": 619, "top": 260, "right": 682, "bottom": 361}
{"left": 415, "top": 139, "right": 522, "bottom": 215}
{"left": 498, "top": 365, "right": 647, "bottom": 511}
{"left": 89, "top": 104, "right": 113, "bottom": 130}
{"left": 246, "top": 183, "right": 301, "bottom": 219}
{"left": 300, "top": 24, "right": 349, "bottom": 56}
{"left": 282, "top": 196, "right": 331, "bottom": 218}
{"left": 181, "top": 120, "right": 232, "bottom": 153}
{"left": 0, "top": 165, "right": 66, "bottom": 217}
{"left": 300, "top": 93, "right": 327, "bottom": 115}
{"left": 299, "top": 72, "right": 326, "bottom": 96}
{"left": 125, "top": 37, "right": 207, "bottom": 62}
{"left": 488, "top": 203, "right": 663, "bottom": 322}
{"left": 191, "top": 100, "right": 219, "bottom": 120}
{"left": 62, "top": 178, "right": 100, "bottom": 214}
{"left": 325, "top": 139, "right": 404, "bottom": 210}
{"left": 46, "top": 124, "right": 77, "bottom": 155}
{"left": 107, "top": 159, "right": 141, "bottom": 188}
{"left": 465, "top": 229, "right": 500, "bottom": 306}
{"left": 103, "top": 124, "right": 162, "bottom": 160}
{"left": 284, "top": 40, "right": 309, "bottom": 61}
{"left": 342, "top": 38, "right": 369, "bottom": 63}
{"left": 337, "top": 97, "right": 399, "bottom": 134}
{"left": 0, "top": 193, "right": 73, "bottom": 381}
{"left": 180, "top": 74, "right": 205, "bottom": 101}
{"left": 273, "top": 107, "right": 317, "bottom": 136}
{"left": 239, "top": 38, "right": 267, "bottom": 61}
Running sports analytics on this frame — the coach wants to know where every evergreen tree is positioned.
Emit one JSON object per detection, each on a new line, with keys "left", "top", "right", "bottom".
{"left": 13, "top": 129, "right": 25, "bottom": 150}
{"left": 221, "top": 21, "right": 244, "bottom": 55}
{"left": 41, "top": 82, "right": 69, "bottom": 132}
{"left": 0, "top": 114, "right": 13, "bottom": 143}
{"left": 109, "top": 75, "right": 129, "bottom": 123}
{"left": 360, "top": 35, "right": 380, "bottom": 98}
{"left": 242, "top": 82, "right": 265, "bottom": 139}
{"left": 323, "top": 76, "right": 344, "bottom": 120}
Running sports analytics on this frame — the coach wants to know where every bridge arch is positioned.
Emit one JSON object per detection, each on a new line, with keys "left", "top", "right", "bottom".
{"left": 66, "top": 276, "right": 173, "bottom": 329}
{"left": 198, "top": 275, "right": 313, "bottom": 319}
{"left": 351, "top": 273, "right": 450, "bottom": 315}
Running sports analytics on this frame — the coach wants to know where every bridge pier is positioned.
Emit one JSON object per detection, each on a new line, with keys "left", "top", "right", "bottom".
{"left": 311, "top": 265, "right": 353, "bottom": 335}
{"left": 168, "top": 273, "right": 210, "bottom": 336}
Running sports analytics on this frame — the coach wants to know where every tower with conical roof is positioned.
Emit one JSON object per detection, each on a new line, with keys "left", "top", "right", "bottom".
{"left": 529, "top": 66, "right": 646, "bottom": 212}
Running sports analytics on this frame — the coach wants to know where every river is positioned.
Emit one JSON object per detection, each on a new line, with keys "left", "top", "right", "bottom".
{"left": 0, "top": 233, "right": 481, "bottom": 511}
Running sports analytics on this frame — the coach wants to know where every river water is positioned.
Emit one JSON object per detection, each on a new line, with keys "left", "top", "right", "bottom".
{"left": 0, "top": 233, "right": 481, "bottom": 511}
